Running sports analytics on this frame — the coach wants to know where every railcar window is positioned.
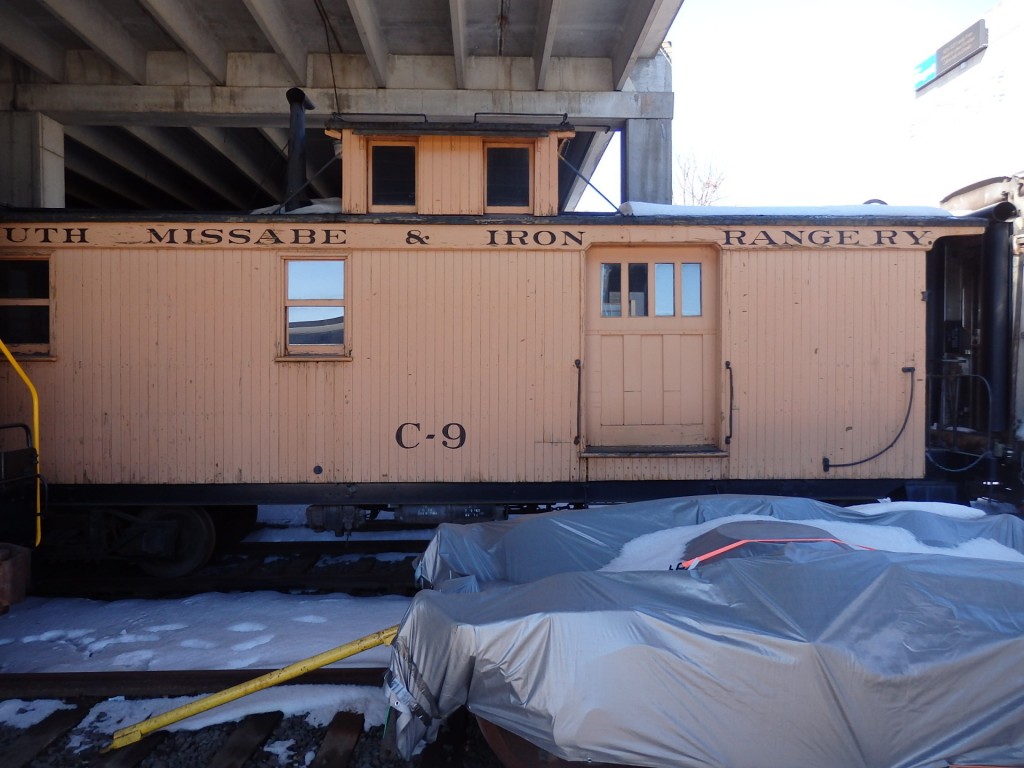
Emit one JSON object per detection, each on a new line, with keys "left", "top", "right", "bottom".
{"left": 654, "top": 263, "right": 675, "bottom": 316}
{"left": 285, "top": 259, "right": 346, "bottom": 355}
{"left": 599, "top": 259, "right": 702, "bottom": 319}
{"left": 681, "top": 263, "right": 702, "bottom": 316}
{"left": 628, "top": 263, "right": 648, "bottom": 316}
{"left": 601, "top": 263, "right": 622, "bottom": 317}
{"left": 485, "top": 145, "right": 531, "bottom": 209}
{"left": 0, "top": 258, "right": 50, "bottom": 350}
{"left": 370, "top": 144, "right": 416, "bottom": 208}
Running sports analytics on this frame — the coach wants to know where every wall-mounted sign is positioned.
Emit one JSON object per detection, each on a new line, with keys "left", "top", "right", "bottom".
{"left": 914, "top": 19, "right": 987, "bottom": 91}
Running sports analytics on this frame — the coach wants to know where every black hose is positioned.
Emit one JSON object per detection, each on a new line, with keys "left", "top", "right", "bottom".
{"left": 822, "top": 367, "right": 915, "bottom": 472}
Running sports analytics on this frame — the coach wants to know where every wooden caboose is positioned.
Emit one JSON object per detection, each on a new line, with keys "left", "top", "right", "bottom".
{"left": 0, "top": 117, "right": 1001, "bottom": 567}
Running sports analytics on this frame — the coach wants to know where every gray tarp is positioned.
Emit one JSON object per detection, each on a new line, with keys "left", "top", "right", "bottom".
{"left": 386, "top": 495, "right": 1024, "bottom": 767}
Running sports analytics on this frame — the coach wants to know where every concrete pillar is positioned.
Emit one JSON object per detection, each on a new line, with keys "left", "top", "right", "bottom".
{"left": 621, "top": 117, "right": 672, "bottom": 204}
{"left": 0, "top": 112, "right": 65, "bottom": 208}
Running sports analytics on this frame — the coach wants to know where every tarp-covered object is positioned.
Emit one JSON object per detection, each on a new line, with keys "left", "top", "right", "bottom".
{"left": 386, "top": 495, "right": 1024, "bottom": 767}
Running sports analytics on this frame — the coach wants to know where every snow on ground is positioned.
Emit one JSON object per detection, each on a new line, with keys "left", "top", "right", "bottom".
{"left": 0, "top": 507, "right": 413, "bottom": 740}
{"left": 1, "top": 499, "right": 1017, "bottom": 744}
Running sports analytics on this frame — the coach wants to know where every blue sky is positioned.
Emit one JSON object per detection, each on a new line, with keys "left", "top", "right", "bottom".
{"left": 579, "top": 0, "right": 1004, "bottom": 209}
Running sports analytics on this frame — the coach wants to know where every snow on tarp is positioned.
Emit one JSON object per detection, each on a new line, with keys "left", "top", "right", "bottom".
{"left": 387, "top": 495, "right": 1024, "bottom": 766}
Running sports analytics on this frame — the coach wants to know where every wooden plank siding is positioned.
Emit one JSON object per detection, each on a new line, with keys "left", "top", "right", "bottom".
{"left": 4, "top": 241, "right": 581, "bottom": 487}
{"left": 0, "top": 220, "right": 973, "bottom": 498}
{"left": 582, "top": 244, "right": 926, "bottom": 483}
{"left": 721, "top": 247, "right": 926, "bottom": 481}
{"left": 337, "top": 129, "right": 562, "bottom": 216}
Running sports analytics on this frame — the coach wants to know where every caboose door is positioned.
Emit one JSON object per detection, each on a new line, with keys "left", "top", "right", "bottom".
{"left": 584, "top": 245, "right": 719, "bottom": 449}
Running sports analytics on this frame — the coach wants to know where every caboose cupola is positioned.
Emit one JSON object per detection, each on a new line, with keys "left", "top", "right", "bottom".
{"left": 326, "top": 114, "right": 574, "bottom": 216}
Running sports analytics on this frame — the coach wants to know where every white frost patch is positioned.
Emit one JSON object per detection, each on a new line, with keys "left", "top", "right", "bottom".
{"left": 293, "top": 615, "right": 328, "bottom": 624}
{"left": 232, "top": 635, "right": 274, "bottom": 651}
{"left": 262, "top": 738, "right": 296, "bottom": 765}
{"left": 0, "top": 699, "right": 75, "bottom": 729}
{"left": 112, "top": 650, "right": 156, "bottom": 668}
{"left": 145, "top": 623, "right": 188, "bottom": 632}
{"left": 228, "top": 622, "right": 268, "bottom": 633}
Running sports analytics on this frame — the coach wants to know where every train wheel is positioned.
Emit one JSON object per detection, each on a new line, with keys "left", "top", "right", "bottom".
{"left": 136, "top": 506, "right": 216, "bottom": 578}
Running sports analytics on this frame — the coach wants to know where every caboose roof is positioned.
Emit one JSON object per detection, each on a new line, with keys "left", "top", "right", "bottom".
{"left": 620, "top": 201, "right": 971, "bottom": 220}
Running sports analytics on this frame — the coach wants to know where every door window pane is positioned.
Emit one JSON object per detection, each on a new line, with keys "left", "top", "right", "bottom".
{"left": 654, "top": 263, "right": 675, "bottom": 316}
{"left": 628, "top": 263, "right": 648, "bottom": 316}
{"left": 681, "top": 263, "right": 702, "bottom": 316}
{"left": 601, "top": 263, "right": 621, "bottom": 317}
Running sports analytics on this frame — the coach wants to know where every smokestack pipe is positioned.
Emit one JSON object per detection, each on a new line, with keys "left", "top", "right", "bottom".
{"left": 285, "top": 88, "right": 315, "bottom": 212}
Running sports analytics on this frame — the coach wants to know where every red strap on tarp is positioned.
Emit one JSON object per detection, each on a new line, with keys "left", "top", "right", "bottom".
{"left": 679, "top": 537, "right": 870, "bottom": 570}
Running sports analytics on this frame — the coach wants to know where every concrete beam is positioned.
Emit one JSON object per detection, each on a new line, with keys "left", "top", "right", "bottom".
{"left": 345, "top": 0, "right": 389, "bottom": 88}
{"left": 622, "top": 117, "right": 672, "bottom": 204}
{"left": 241, "top": 0, "right": 308, "bottom": 85}
{"left": 564, "top": 129, "right": 615, "bottom": 211}
{"left": 64, "top": 124, "right": 197, "bottom": 208}
{"left": 125, "top": 126, "right": 250, "bottom": 209}
{"left": 612, "top": 0, "right": 676, "bottom": 90}
{"left": 35, "top": 0, "right": 147, "bottom": 83}
{"left": 0, "top": 112, "right": 65, "bottom": 208}
{"left": 64, "top": 141, "right": 181, "bottom": 209}
{"left": 138, "top": 0, "right": 228, "bottom": 84}
{"left": 13, "top": 83, "right": 674, "bottom": 126}
{"left": 533, "top": 0, "right": 562, "bottom": 91}
{"left": 448, "top": 0, "right": 467, "bottom": 89}
{"left": 0, "top": 5, "right": 65, "bottom": 82}
{"left": 193, "top": 126, "right": 286, "bottom": 201}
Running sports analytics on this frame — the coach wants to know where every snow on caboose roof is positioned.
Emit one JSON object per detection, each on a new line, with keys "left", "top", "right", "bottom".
{"left": 619, "top": 201, "right": 965, "bottom": 219}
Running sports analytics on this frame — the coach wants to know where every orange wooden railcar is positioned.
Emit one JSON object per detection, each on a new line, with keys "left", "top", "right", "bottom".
{"left": 0, "top": 120, "right": 1017, "bottom": 570}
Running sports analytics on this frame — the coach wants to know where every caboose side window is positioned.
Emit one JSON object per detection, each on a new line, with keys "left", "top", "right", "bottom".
{"left": 485, "top": 144, "right": 532, "bottom": 211}
{"left": 370, "top": 142, "right": 416, "bottom": 209}
{"left": 284, "top": 259, "right": 346, "bottom": 356}
{"left": 0, "top": 258, "right": 50, "bottom": 353}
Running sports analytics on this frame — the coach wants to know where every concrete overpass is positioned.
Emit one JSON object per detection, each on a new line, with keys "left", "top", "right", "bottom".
{"left": 0, "top": 0, "right": 683, "bottom": 212}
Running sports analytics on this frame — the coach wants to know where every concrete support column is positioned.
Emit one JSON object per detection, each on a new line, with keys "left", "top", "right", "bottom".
{"left": 0, "top": 112, "right": 65, "bottom": 208}
{"left": 621, "top": 117, "right": 672, "bottom": 205}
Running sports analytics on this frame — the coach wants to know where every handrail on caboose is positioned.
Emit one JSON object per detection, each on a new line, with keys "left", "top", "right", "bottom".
{"left": 0, "top": 336, "right": 41, "bottom": 546}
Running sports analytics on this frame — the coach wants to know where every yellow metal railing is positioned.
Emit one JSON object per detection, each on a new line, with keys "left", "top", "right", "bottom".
{"left": 0, "top": 337, "right": 42, "bottom": 547}
{"left": 104, "top": 624, "right": 400, "bottom": 752}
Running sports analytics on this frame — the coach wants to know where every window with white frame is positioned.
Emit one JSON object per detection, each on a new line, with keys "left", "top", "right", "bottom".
{"left": 284, "top": 258, "right": 347, "bottom": 356}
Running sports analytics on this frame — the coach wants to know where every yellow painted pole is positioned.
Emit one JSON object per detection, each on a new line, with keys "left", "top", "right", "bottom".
{"left": 0, "top": 337, "right": 42, "bottom": 546}
{"left": 103, "top": 624, "right": 400, "bottom": 752}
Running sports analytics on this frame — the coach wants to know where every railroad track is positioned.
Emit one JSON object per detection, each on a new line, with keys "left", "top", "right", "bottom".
{"left": 0, "top": 670, "right": 502, "bottom": 767}
{"left": 29, "top": 539, "right": 429, "bottom": 599}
